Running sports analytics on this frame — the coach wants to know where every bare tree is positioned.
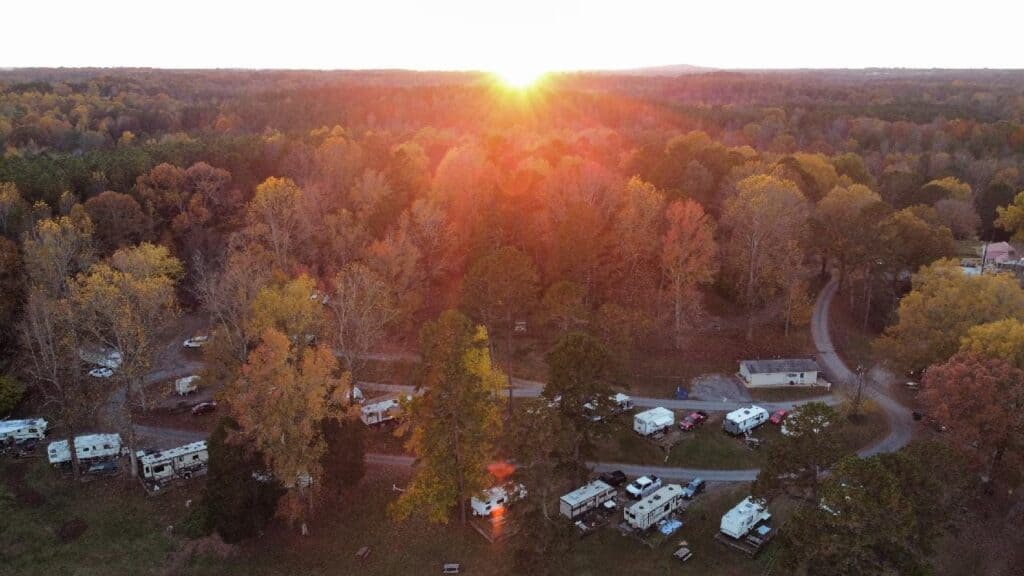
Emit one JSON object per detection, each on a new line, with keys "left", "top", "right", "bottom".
{"left": 328, "top": 262, "right": 398, "bottom": 395}
{"left": 20, "top": 288, "right": 102, "bottom": 479}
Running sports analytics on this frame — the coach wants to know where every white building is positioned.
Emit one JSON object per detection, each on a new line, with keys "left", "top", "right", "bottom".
{"left": 624, "top": 484, "right": 685, "bottom": 530}
{"left": 633, "top": 407, "right": 675, "bottom": 436}
{"left": 720, "top": 497, "right": 771, "bottom": 539}
{"left": 738, "top": 359, "right": 820, "bottom": 387}
{"left": 559, "top": 480, "right": 616, "bottom": 519}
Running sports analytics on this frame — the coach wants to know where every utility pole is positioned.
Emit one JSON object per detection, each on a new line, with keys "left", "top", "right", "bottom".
{"left": 852, "top": 364, "right": 865, "bottom": 419}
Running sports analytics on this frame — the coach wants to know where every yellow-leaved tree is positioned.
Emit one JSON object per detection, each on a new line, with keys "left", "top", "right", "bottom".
{"left": 228, "top": 328, "right": 350, "bottom": 534}
{"left": 391, "top": 310, "right": 503, "bottom": 524}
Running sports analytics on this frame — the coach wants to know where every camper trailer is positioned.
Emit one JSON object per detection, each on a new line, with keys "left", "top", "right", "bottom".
{"left": 137, "top": 441, "right": 208, "bottom": 490}
{"left": 723, "top": 406, "right": 769, "bottom": 435}
{"left": 0, "top": 418, "right": 48, "bottom": 445}
{"left": 174, "top": 375, "right": 200, "bottom": 395}
{"left": 633, "top": 407, "right": 675, "bottom": 436}
{"left": 559, "top": 480, "right": 616, "bottom": 519}
{"left": 47, "top": 433, "right": 122, "bottom": 467}
{"left": 471, "top": 484, "right": 526, "bottom": 517}
{"left": 624, "top": 484, "right": 685, "bottom": 531}
{"left": 720, "top": 497, "right": 771, "bottom": 539}
{"left": 360, "top": 396, "right": 407, "bottom": 425}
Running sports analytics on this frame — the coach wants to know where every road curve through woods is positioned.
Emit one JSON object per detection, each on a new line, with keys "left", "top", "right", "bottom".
{"left": 811, "top": 277, "right": 914, "bottom": 458}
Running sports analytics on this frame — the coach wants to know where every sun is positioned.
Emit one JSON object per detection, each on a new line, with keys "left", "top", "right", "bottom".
{"left": 493, "top": 64, "right": 549, "bottom": 89}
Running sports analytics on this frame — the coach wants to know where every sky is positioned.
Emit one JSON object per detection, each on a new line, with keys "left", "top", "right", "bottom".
{"left": 5, "top": 0, "right": 1023, "bottom": 71}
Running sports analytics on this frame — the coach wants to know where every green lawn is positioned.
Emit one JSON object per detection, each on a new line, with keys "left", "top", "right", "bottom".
{"left": 0, "top": 459, "right": 183, "bottom": 576}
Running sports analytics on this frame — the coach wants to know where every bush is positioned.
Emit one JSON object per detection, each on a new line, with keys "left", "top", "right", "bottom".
{"left": 177, "top": 504, "right": 212, "bottom": 539}
{"left": 0, "top": 375, "right": 25, "bottom": 416}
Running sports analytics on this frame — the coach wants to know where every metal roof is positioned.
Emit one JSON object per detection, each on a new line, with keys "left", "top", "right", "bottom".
{"left": 740, "top": 358, "right": 819, "bottom": 374}
{"left": 561, "top": 480, "right": 613, "bottom": 507}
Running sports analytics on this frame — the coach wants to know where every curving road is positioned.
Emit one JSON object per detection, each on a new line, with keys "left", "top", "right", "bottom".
{"left": 135, "top": 276, "right": 912, "bottom": 483}
{"left": 811, "top": 277, "right": 914, "bottom": 458}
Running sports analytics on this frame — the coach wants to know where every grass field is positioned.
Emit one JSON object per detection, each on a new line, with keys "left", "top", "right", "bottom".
{"left": 0, "top": 459, "right": 186, "bottom": 576}
{"left": 183, "top": 469, "right": 777, "bottom": 576}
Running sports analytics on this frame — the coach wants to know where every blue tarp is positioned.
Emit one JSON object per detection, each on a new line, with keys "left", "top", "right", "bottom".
{"left": 659, "top": 519, "right": 683, "bottom": 535}
{"left": 675, "top": 386, "right": 688, "bottom": 400}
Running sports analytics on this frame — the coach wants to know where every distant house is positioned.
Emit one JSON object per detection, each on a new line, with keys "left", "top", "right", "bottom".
{"left": 983, "top": 242, "right": 1017, "bottom": 264}
{"left": 738, "top": 359, "right": 821, "bottom": 388}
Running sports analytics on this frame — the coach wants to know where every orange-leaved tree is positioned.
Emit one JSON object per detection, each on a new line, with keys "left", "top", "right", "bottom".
{"left": 922, "top": 353, "right": 1024, "bottom": 491}
{"left": 229, "top": 328, "right": 351, "bottom": 533}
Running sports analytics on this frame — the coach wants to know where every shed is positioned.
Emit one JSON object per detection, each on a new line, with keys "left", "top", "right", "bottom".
{"left": 738, "top": 359, "right": 820, "bottom": 387}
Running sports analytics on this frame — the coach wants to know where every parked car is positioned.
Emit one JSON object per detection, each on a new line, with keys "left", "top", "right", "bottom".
{"left": 625, "top": 475, "right": 661, "bottom": 499}
{"left": 182, "top": 335, "right": 209, "bottom": 348}
{"left": 769, "top": 409, "right": 788, "bottom": 425}
{"left": 679, "top": 416, "right": 698, "bottom": 431}
{"left": 679, "top": 410, "right": 709, "bottom": 431}
{"left": 88, "top": 366, "right": 115, "bottom": 378}
{"left": 681, "top": 478, "right": 705, "bottom": 499}
{"left": 904, "top": 381, "right": 920, "bottom": 391}
{"left": 191, "top": 401, "right": 217, "bottom": 416}
{"left": 599, "top": 470, "right": 627, "bottom": 487}
{"left": 87, "top": 460, "right": 119, "bottom": 476}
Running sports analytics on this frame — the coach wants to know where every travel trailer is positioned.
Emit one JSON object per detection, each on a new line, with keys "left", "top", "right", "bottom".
{"left": 720, "top": 497, "right": 771, "bottom": 539}
{"left": 175, "top": 375, "right": 200, "bottom": 395}
{"left": 471, "top": 483, "right": 526, "bottom": 517}
{"left": 47, "top": 433, "right": 122, "bottom": 467}
{"left": 624, "top": 484, "right": 685, "bottom": 530}
{"left": 633, "top": 407, "right": 675, "bottom": 436}
{"left": 723, "top": 406, "right": 769, "bottom": 435}
{"left": 0, "top": 418, "right": 48, "bottom": 445}
{"left": 360, "top": 396, "right": 407, "bottom": 425}
{"left": 137, "top": 441, "right": 209, "bottom": 491}
{"left": 559, "top": 480, "right": 616, "bottom": 519}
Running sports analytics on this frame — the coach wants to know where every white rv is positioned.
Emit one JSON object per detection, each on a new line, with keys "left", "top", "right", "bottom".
{"left": 720, "top": 497, "right": 771, "bottom": 539}
{"left": 559, "top": 480, "right": 616, "bottom": 519}
{"left": 624, "top": 484, "right": 686, "bottom": 531}
{"left": 0, "top": 418, "right": 48, "bottom": 445}
{"left": 633, "top": 407, "right": 675, "bottom": 436}
{"left": 47, "top": 433, "right": 122, "bottom": 467}
{"left": 174, "top": 375, "right": 200, "bottom": 396}
{"left": 360, "top": 396, "right": 406, "bottom": 426}
{"left": 137, "top": 441, "right": 209, "bottom": 490}
{"left": 471, "top": 483, "right": 526, "bottom": 517}
{"left": 723, "top": 406, "right": 769, "bottom": 435}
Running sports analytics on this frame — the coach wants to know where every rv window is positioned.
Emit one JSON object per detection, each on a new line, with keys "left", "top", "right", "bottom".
{"left": 193, "top": 455, "right": 199, "bottom": 460}
{"left": 104, "top": 444, "right": 112, "bottom": 449}
{"left": 154, "top": 465, "right": 165, "bottom": 473}
{"left": 145, "top": 466, "right": 150, "bottom": 474}
{"left": 83, "top": 447, "right": 90, "bottom": 452}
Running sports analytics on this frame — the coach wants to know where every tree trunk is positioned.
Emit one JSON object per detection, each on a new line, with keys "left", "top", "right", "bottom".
{"left": 506, "top": 311, "right": 514, "bottom": 417}
{"left": 127, "top": 377, "right": 139, "bottom": 477}
{"left": 862, "top": 268, "right": 873, "bottom": 331}
{"left": 68, "top": 430, "right": 80, "bottom": 480}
